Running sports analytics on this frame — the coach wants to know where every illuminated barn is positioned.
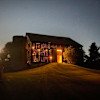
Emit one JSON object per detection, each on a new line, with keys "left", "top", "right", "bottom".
{"left": 3, "top": 33, "right": 83, "bottom": 72}
{"left": 26, "top": 33, "right": 82, "bottom": 64}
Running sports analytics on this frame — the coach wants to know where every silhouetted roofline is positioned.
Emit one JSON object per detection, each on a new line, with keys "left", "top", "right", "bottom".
{"left": 26, "top": 33, "right": 83, "bottom": 47}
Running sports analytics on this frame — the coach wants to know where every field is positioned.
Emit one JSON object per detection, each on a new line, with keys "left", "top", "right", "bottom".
{"left": 0, "top": 63, "right": 100, "bottom": 100}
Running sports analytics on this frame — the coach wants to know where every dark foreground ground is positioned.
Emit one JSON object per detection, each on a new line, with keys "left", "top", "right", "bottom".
{"left": 0, "top": 63, "right": 100, "bottom": 100}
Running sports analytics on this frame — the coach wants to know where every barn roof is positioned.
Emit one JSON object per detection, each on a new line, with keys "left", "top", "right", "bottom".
{"left": 26, "top": 33, "right": 82, "bottom": 47}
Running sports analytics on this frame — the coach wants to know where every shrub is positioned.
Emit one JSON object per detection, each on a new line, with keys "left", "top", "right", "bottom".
{"left": 63, "top": 46, "right": 84, "bottom": 65}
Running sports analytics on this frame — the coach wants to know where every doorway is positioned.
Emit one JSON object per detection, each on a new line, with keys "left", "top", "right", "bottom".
{"left": 57, "top": 49, "right": 62, "bottom": 63}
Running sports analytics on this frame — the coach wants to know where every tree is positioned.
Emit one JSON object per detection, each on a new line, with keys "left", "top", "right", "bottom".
{"left": 63, "top": 46, "right": 84, "bottom": 65}
{"left": 0, "top": 49, "right": 6, "bottom": 60}
{"left": 88, "top": 42, "right": 100, "bottom": 62}
{"left": 4, "top": 42, "right": 13, "bottom": 55}
{"left": 0, "top": 42, "right": 13, "bottom": 61}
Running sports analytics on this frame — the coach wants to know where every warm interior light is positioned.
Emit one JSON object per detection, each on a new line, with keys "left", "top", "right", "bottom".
{"left": 58, "top": 56, "right": 62, "bottom": 63}
{"left": 57, "top": 49, "right": 62, "bottom": 51}
{"left": 57, "top": 49, "right": 62, "bottom": 63}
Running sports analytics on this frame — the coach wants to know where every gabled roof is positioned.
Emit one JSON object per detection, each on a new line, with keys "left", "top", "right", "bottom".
{"left": 26, "top": 33, "right": 82, "bottom": 47}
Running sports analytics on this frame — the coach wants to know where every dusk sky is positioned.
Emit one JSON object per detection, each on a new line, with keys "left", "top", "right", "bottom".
{"left": 0, "top": 0, "right": 100, "bottom": 54}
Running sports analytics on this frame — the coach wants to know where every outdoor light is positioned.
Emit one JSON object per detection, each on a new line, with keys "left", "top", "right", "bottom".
{"left": 32, "top": 46, "right": 35, "bottom": 49}
{"left": 50, "top": 56, "right": 52, "bottom": 59}
{"left": 45, "top": 49, "right": 48, "bottom": 52}
{"left": 38, "top": 49, "right": 40, "bottom": 51}
{"left": 32, "top": 53, "right": 34, "bottom": 55}
{"left": 50, "top": 56, "right": 52, "bottom": 62}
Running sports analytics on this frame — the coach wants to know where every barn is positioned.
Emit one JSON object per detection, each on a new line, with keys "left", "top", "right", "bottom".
{"left": 26, "top": 33, "right": 82, "bottom": 64}
{"left": 3, "top": 33, "right": 83, "bottom": 72}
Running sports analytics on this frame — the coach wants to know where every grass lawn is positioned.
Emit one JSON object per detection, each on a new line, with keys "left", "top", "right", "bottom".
{"left": 0, "top": 63, "right": 100, "bottom": 100}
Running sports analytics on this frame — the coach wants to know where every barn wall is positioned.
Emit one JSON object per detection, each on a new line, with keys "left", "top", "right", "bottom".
{"left": 10, "top": 36, "right": 27, "bottom": 71}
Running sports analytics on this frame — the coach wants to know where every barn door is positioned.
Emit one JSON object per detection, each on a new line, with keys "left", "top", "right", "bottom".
{"left": 57, "top": 49, "right": 62, "bottom": 63}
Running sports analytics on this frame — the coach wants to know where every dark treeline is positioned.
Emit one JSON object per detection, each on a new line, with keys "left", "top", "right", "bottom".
{"left": 84, "top": 42, "right": 100, "bottom": 69}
